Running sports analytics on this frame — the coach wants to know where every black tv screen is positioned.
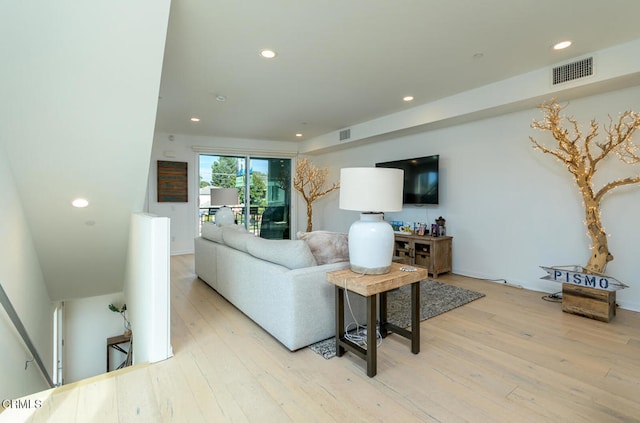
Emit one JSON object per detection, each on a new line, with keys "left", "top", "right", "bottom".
{"left": 376, "top": 155, "right": 439, "bottom": 205}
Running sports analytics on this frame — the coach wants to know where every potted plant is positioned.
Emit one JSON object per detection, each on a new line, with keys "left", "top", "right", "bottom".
{"left": 109, "top": 303, "right": 132, "bottom": 336}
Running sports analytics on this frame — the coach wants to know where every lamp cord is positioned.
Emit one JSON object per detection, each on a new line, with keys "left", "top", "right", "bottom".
{"left": 343, "top": 272, "right": 382, "bottom": 348}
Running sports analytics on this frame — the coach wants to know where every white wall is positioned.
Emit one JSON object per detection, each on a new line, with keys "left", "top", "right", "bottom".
{"left": 147, "top": 133, "right": 298, "bottom": 255}
{"left": 63, "top": 292, "right": 126, "bottom": 383}
{"left": 0, "top": 0, "right": 171, "bottom": 301}
{"left": 0, "top": 302, "right": 50, "bottom": 400}
{"left": 1, "top": 0, "right": 171, "bottom": 394}
{"left": 0, "top": 145, "right": 53, "bottom": 398}
{"left": 63, "top": 212, "right": 173, "bottom": 382}
{"left": 124, "top": 213, "right": 172, "bottom": 364}
{"left": 306, "top": 87, "right": 640, "bottom": 311}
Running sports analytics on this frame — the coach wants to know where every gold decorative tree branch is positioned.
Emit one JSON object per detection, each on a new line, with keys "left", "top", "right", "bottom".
{"left": 293, "top": 158, "right": 340, "bottom": 232}
{"left": 530, "top": 100, "right": 640, "bottom": 273}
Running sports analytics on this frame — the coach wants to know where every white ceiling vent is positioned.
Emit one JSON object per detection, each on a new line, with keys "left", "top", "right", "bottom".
{"left": 552, "top": 57, "right": 593, "bottom": 85}
{"left": 339, "top": 128, "right": 351, "bottom": 141}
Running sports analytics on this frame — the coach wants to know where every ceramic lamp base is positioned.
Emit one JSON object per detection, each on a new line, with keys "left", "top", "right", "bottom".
{"left": 348, "top": 212, "right": 394, "bottom": 275}
{"left": 215, "top": 206, "right": 234, "bottom": 227}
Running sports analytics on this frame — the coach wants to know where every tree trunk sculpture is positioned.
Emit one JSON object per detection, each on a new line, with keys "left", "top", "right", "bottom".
{"left": 530, "top": 100, "right": 640, "bottom": 273}
{"left": 293, "top": 158, "right": 340, "bottom": 232}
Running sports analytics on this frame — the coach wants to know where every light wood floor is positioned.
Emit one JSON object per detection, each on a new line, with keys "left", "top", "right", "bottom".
{"left": 7, "top": 254, "right": 640, "bottom": 422}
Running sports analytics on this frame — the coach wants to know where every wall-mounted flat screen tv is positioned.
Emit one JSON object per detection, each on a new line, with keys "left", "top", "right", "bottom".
{"left": 375, "top": 155, "right": 439, "bottom": 205}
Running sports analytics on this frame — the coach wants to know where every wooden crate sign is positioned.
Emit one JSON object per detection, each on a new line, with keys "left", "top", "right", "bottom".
{"left": 540, "top": 266, "right": 628, "bottom": 292}
{"left": 539, "top": 265, "right": 626, "bottom": 323}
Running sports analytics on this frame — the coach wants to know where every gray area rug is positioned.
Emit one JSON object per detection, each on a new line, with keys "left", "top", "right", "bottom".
{"left": 309, "top": 279, "right": 485, "bottom": 359}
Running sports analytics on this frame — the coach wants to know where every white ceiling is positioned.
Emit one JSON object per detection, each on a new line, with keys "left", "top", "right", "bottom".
{"left": 156, "top": 0, "right": 640, "bottom": 142}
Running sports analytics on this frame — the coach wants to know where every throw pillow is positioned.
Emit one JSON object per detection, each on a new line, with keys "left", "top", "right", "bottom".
{"left": 221, "top": 225, "right": 252, "bottom": 252}
{"left": 296, "top": 231, "right": 349, "bottom": 265}
{"left": 246, "top": 237, "right": 317, "bottom": 270}
{"left": 201, "top": 222, "right": 223, "bottom": 243}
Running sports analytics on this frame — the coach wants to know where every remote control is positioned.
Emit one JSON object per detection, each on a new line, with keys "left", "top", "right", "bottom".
{"left": 400, "top": 267, "right": 417, "bottom": 272}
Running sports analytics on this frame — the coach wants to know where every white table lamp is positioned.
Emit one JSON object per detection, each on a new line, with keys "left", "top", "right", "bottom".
{"left": 210, "top": 188, "right": 239, "bottom": 227}
{"left": 339, "top": 167, "right": 404, "bottom": 274}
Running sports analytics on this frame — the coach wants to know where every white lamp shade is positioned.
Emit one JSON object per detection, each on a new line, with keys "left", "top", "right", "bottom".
{"left": 339, "top": 167, "right": 404, "bottom": 274}
{"left": 210, "top": 188, "right": 238, "bottom": 206}
{"left": 339, "top": 167, "right": 403, "bottom": 212}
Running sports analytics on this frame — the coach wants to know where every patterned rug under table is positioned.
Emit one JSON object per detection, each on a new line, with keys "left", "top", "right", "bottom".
{"left": 309, "top": 279, "right": 485, "bottom": 359}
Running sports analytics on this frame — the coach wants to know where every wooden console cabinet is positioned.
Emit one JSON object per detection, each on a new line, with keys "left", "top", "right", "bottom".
{"left": 393, "top": 233, "right": 452, "bottom": 277}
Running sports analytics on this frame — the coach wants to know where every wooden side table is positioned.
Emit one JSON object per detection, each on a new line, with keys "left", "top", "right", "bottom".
{"left": 107, "top": 334, "right": 131, "bottom": 372}
{"left": 326, "top": 262, "right": 428, "bottom": 377}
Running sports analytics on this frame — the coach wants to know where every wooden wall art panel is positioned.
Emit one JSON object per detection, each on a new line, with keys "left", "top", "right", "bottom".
{"left": 157, "top": 160, "right": 188, "bottom": 202}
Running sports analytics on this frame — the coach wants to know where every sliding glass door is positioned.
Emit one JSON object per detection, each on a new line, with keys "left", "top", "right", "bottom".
{"left": 249, "top": 157, "right": 291, "bottom": 239}
{"left": 199, "top": 154, "right": 292, "bottom": 239}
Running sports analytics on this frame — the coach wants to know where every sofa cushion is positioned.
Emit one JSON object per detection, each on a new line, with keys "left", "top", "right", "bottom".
{"left": 221, "top": 225, "right": 252, "bottom": 252}
{"left": 201, "top": 222, "right": 224, "bottom": 243}
{"left": 296, "top": 231, "right": 350, "bottom": 265}
{"left": 246, "top": 237, "right": 317, "bottom": 269}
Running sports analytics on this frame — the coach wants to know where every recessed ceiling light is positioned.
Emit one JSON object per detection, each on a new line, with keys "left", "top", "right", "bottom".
{"left": 553, "top": 40, "right": 572, "bottom": 50}
{"left": 260, "top": 49, "right": 277, "bottom": 59}
{"left": 190, "top": 117, "right": 201, "bottom": 122}
{"left": 215, "top": 95, "right": 227, "bottom": 102}
{"left": 295, "top": 133, "right": 303, "bottom": 137}
{"left": 403, "top": 96, "right": 414, "bottom": 102}
{"left": 72, "top": 198, "right": 89, "bottom": 208}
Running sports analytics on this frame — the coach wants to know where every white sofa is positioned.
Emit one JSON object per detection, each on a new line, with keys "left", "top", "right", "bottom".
{"left": 194, "top": 224, "right": 366, "bottom": 351}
